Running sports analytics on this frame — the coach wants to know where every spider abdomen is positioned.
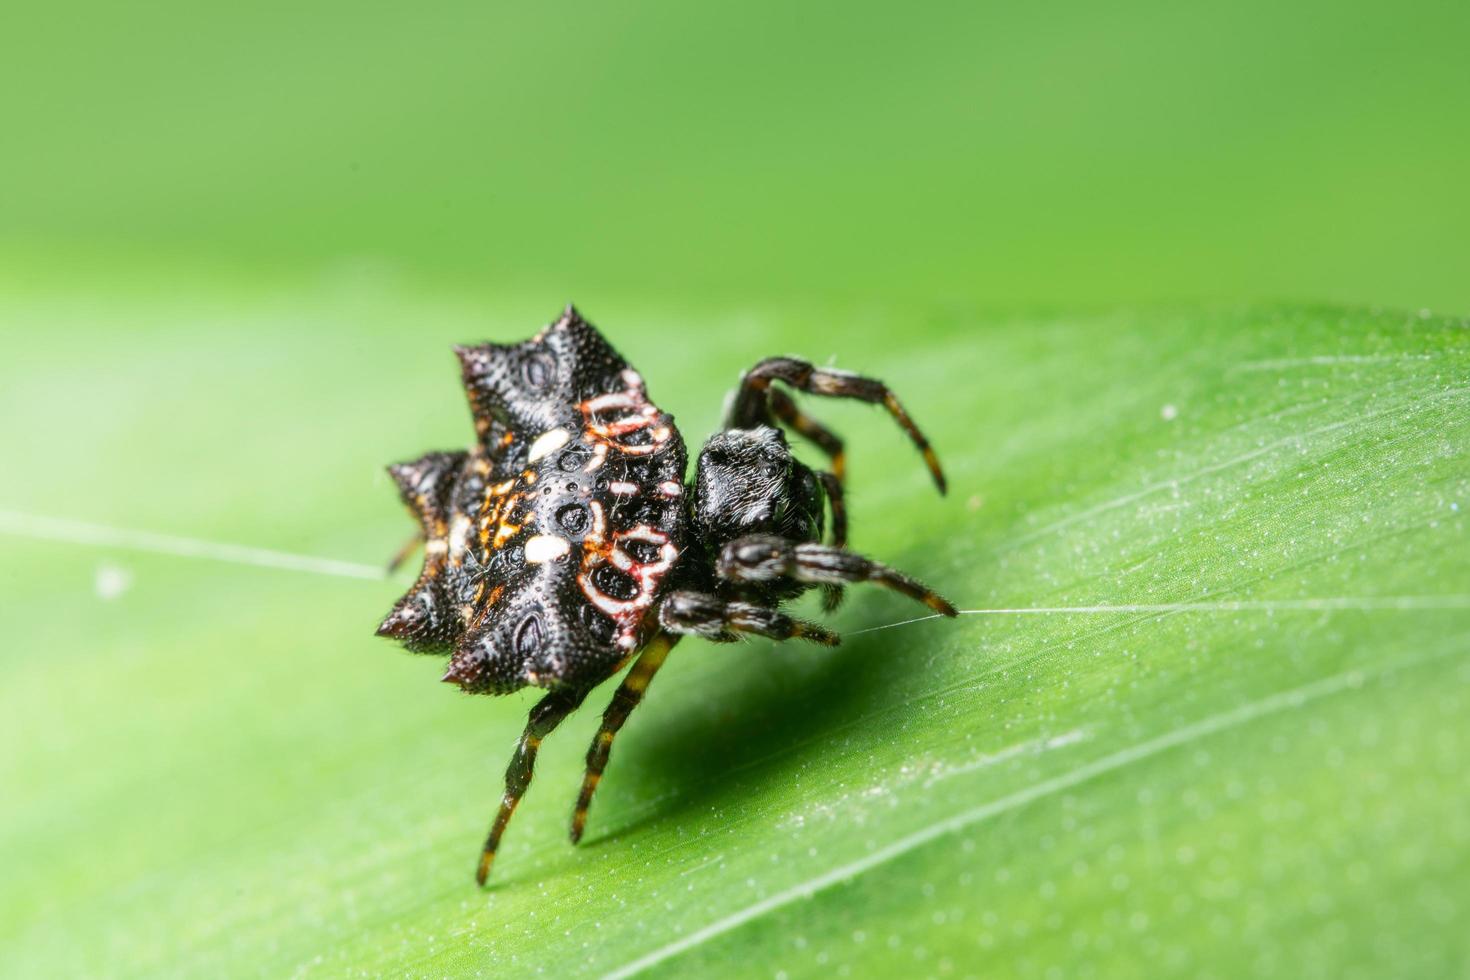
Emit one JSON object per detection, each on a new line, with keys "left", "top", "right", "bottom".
{"left": 380, "top": 307, "right": 688, "bottom": 694}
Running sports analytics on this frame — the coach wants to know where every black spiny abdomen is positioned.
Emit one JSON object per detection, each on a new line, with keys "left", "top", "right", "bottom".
{"left": 378, "top": 307, "right": 688, "bottom": 694}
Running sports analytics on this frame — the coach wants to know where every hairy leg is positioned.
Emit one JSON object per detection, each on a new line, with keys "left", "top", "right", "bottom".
{"left": 769, "top": 387, "right": 847, "bottom": 482}
{"left": 659, "top": 590, "right": 839, "bottom": 646}
{"left": 718, "top": 534, "right": 958, "bottom": 617}
{"left": 569, "top": 633, "right": 679, "bottom": 845}
{"left": 818, "top": 470, "right": 848, "bottom": 548}
{"left": 817, "top": 471, "right": 847, "bottom": 611}
{"left": 726, "top": 357, "right": 946, "bottom": 493}
{"left": 476, "top": 685, "right": 588, "bottom": 885}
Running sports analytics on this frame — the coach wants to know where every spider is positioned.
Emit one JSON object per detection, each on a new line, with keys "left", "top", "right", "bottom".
{"left": 377, "top": 306, "right": 956, "bottom": 884}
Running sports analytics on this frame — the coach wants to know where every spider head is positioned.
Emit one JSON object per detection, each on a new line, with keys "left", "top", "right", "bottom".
{"left": 692, "top": 426, "right": 821, "bottom": 549}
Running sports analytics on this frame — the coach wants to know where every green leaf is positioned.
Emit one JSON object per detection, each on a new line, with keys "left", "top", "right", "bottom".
{"left": 1, "top": 294, "right": 1467, "bottom": 977}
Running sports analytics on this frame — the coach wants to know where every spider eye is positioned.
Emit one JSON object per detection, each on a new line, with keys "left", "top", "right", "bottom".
{"left": 522, "top": 352, "right": 556, "bottom": 389}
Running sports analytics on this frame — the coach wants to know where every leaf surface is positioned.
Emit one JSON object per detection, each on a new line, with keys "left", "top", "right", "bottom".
{"left": 1, "top": 296, "right": 1466, "bottom": 977}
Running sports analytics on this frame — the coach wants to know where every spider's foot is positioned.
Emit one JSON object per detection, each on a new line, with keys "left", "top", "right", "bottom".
{"left": 475, "top": 848, "right": 496, "bottom": 887}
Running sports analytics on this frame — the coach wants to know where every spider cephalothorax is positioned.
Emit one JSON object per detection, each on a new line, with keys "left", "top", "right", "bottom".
{"left": 378, "top": 305, "right": 956, "bottom": 884}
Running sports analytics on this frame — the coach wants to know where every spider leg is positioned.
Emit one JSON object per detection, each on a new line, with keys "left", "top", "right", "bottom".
{"left": 727, "top": 357, "right": 945, "bottom": 493}
{"left": 476, "top": 685, "right": 588, "bottom": 886}
{"left": 817, "top": 471, "right": 846, "bottom": 611}
{"left": 769, "top": 387, "right": 847, "bottom": 483}
{"left": 569, "top": 632, "right": 678, "bottom": 845}
{"left": 385, "top": 532, "right": 423, "bottom": 574}
{"left": 659, "top": 590, "right": 839, "bottom": 646}
{"left": 718, "top": 534, "right": 958, "bottom": 617}
{"left": 818, "top": 470, "right": 848, "bottom": 549}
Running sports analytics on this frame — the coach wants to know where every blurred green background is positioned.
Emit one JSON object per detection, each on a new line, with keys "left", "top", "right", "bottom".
{"left": 3, "top": 0, "right": 1468, "bottom": 312}
{"left": 3, "top": 2, "right": 1470, "bottom": 978}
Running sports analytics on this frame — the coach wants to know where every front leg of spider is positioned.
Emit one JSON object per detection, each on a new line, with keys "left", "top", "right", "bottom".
{"left": 718, "top": 534, "right": 959, "bottom": 617}
{"left": 765, "top": 386, "right": 849, "bottom": 482}
{"left": 816, "top": 470, "right": 847, "bottom": 611}
{"left": 658, "top": 590, "right": 839, "bottom": 646}
{"left": 727, "top": 356, "right": 947, "bottom": 493}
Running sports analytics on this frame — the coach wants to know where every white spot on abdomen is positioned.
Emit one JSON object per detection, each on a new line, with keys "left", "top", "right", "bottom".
{"left": 584, "top": 443, "right": 609, "bottom": 472}
{"left": 524, "top": 534, "right": 572, "bottom": 563}
{"left": 527, "top": 428, "right": 572, "bottom": 463}
{"left": 448, "top": 516, "right": 471, "bottom": 555}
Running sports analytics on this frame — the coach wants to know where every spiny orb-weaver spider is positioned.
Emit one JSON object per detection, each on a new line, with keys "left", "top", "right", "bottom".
{"left": 377, "top": 306, "right": 956, "bottom": 884}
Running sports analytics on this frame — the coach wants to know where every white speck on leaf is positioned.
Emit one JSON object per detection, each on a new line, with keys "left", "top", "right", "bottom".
{"left": 94, "top": 563, "right": 132, "bottom": 600}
